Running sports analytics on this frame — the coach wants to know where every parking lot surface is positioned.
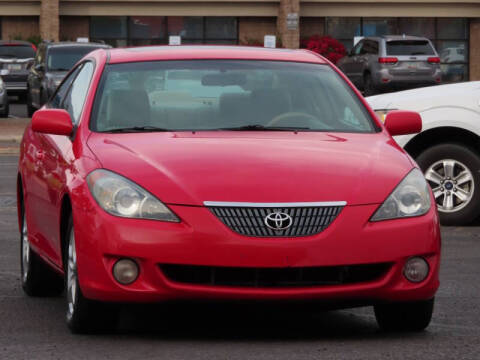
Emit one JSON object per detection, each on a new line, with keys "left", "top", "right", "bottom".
{"left": 1, "top": 152, "right": 480, "bottom": 359}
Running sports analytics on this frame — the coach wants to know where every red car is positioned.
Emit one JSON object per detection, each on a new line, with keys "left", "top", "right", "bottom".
{"left": 17, "top": 46, "right": 440, "bottom": 334}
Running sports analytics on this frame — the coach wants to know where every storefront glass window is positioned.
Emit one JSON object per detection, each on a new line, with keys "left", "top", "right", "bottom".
{"left": 91, "top": 17, "right": 127, "bottom": 39}
{"left": 129, "top": 17, "right": 166, "bottom": 40}
{"left": 362, "top": 18, "right": 396, "bottom": 37}
{"left": 91, "top": 16, "right": 239, "bottom": 47}
{"left": 437, "top": 19, "right": 468, "bottom": 40}
{"left": 205, "top": 17, "right": 237, "bottom": 39}
{"left": 325, "top": 18, "right": 361, "bottom": 51}
{"left": 398, "top": 18, "right": 435, "bottom": 39}
{"left": 168, "top": 17, "right": 204, "bottom": 40}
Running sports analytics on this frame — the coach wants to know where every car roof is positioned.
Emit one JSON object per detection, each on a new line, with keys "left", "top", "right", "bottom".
{"left": 0, "top": 40, "right": 34, "bottom": 47}
{"left": 45, "top": 41, "right": 111, "bottom": 49}
{"left": 107, "top": 46, "right": 328, "bottom": 65}
{"left": 368, "top": 35, "right": 431, "bottom": 42}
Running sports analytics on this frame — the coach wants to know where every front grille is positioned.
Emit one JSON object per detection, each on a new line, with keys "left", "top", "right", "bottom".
{"left": 160, "top": 263, "right": 391, "bottom": 288}
{"left": 208, "top": 204, "right": 344, "bottom": 237}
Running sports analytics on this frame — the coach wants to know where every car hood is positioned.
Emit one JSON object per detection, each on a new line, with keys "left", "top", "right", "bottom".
{"left": 87, "top": 131, "right": 413, "bottom": 206}
{"left": 366, "top": 82, "right": 480, "bottom": 112}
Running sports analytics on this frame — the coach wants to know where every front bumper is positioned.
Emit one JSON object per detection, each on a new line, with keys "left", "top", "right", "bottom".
{"left": 72, "top": 187, "right": 441, "bottom": 305}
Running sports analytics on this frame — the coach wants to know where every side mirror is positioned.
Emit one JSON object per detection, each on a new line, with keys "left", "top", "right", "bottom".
{"left": 32, "top": 109, "right": 73, "bottom": 136}
{"left": 34, "top": 64, "right": 44, "bottom": 72}
{"left": 384, "top": 110, "right": 422, "bottom": 136}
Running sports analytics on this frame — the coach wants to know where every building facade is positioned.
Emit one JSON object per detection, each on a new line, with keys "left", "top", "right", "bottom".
{"left": 0, "top": 0, "right": 478, "bottom": 82}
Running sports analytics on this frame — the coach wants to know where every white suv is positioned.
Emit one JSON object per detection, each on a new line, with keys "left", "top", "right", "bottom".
{"left": 367, "top": 82, "right": 480, "bottom": 225}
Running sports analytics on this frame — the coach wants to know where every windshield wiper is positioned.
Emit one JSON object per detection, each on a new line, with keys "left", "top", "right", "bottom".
{"left": 220, "top": 124, "right": 311, "bottom": 131}
{"left": 103, "top": 126, "right": 170, "bottom": 133}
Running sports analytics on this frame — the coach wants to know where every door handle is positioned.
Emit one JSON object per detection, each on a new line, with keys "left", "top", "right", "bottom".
{"left": 35, "top": 150, "right": 45, "bottom": 160}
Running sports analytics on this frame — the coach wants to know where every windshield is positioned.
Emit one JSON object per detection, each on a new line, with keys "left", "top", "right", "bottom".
{"left": 386, "top": 40, "right": 435, "bottom": 56}
{"left": 47, "top": 46, "right": 101, "bottom": 71}
{"left": 91, "top": 60, "right": 375, "bottom": 133}
{"left": 0, "top": 45, "right": 35, "bottom": 59}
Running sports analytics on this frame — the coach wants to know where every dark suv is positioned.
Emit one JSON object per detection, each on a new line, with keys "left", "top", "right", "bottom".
{"left": 0, "top": 40, "right": 36, "bottom": 99}
{"left": 27, "top": 41, "right": 110, "bottom": 116}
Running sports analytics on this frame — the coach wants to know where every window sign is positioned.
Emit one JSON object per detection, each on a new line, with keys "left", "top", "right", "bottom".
{"left": 169, "top": 36, "right": 181, "bottom": 45}
{"left": 264, "top": 35, "right": 276, "bottom": 48}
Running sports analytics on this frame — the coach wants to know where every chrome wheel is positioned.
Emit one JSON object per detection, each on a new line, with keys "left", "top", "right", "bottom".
{"left": 425, "top": 159, "right": 475, "bottom": 213}
{"left": 21, "top": 215, "right": 30, "bottom": 283}
{"left": 66, "top": 229, "right": 77, "bottom": 321}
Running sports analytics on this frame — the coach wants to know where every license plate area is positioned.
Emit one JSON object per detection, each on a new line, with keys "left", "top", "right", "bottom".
{"left": 7, "top": 64, "right": 22, "bottom": 71}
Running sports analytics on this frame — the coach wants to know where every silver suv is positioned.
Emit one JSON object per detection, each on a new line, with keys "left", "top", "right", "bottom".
{"left": 337, "top": 35, "right": 442, "bottom": 96}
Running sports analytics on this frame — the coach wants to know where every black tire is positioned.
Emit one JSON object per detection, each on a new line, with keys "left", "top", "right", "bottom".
{"left": 363, "top": 73, "right": 376, "bottom": 96}
{"left": 18, "top": 92, "right": 27, "bottom": 103}
{"left": 26, "top": 90, "right": 36, "bottom": 117}
{"left": 374, "top": 298, "right": 434, "bottom": 332}
{"left": 0, "top": 103, "right": 8, "bottom": 118}
{"left": 20, "top": 196, "right": 64, "bottom": 297}
{"left": 64, "top": 216, "right": 118, "bottom": 334}
{"left": 415, "top": 143, "right": 480, "bottom": 225}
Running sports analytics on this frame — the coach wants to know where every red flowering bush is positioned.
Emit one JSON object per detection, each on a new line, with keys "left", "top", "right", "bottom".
{"left": 301, "top": 35, "right": 347, "bottom": 64}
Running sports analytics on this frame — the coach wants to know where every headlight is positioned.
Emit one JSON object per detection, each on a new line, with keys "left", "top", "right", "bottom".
{"left": 0, "top": 77, "right": 4, "bottom": 92}
{"left": 371, "top": 168, "right": 431, "bottom": 221}
{"left": 86, "top": 169, "right": 179, "bottom": 222}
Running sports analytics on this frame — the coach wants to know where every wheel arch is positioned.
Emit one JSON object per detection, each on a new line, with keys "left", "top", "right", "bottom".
{"left": 404, "top": 126, "right": 480, "bottom": 159}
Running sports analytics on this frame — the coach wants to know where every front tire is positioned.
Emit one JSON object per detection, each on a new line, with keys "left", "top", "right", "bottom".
{"left": 65, "top": 216, "right": 118, "bottom": 334}
{"left": 416, "top": 143, "right": 480, "bottom": 225}
{"left": 374, "top": 298, "right": 434, "bottom": 332}
{"left": 26, "top": 90, "right": 35, "bottom": 117}
{"left": 363, "top": 73, "right": 376, "bottom": 96}
{"left": 20, "top": 198, "right": 64, "bottom": 296}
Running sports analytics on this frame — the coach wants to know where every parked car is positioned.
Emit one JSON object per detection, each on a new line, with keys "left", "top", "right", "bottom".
{"left": 0, "top": 76, "right": 9, "bottom": 117}
{"left": 0, "top": 40, "right": 36, "bottom": 100}
{"left": 337, "top": 35, "right": 442, "bottom": 96}
{"left": 19, "top": 46, "right": 440, "bottom": 334}
{"left": 367, "top": 81, "right": 480, "bottom": 225}
{"left": 26, "top": 41, "right": 111, "bottom": 116}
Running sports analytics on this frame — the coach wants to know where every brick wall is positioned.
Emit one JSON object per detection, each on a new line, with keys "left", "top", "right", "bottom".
{"left": 40, "top": 0, "right": 59, "bottom": 41}
{"left": 239, "top": 17, "right": 276, "bottom": 46}
{"left": 1, "top": 16, "right": 39, "bottom": 41}
{"left": 277, "top": 0, "right": 300, "bottom": 49}
{"left": 470, "top": 19, "right": 480, "bottom": 81}
{"left": 59, "top": 16, "right": 89, "bottom": 41}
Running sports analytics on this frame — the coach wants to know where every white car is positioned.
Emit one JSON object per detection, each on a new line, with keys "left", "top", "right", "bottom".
{"left": 367, "top": 82, "right": 480, "bottom": 225}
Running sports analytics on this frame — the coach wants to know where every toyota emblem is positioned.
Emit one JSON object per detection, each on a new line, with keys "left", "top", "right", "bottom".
{"left": 264, "top": 212, "right": 293, "bottom": 231}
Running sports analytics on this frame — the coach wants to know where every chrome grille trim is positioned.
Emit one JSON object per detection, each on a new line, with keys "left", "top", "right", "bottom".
{"left": 204, "top": 201, "right": 347, "bottom": 208}
{"left": 207, "top": 202, "right": 345, "bottom": 237}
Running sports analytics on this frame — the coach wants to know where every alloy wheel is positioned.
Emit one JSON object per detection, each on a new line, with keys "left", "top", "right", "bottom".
{"left": 21, "top": 215, "right": 30, "bottom": 283}
{"left": 66, "top": 229, "right": 77, "bottom": 321}
{"left": 424, "top": 159, "right": 474, "bottom": 213}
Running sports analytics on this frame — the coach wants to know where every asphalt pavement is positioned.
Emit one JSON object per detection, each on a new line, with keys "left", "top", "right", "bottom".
{"left": 1, "top": 100, "right": 480, "bottom": 359}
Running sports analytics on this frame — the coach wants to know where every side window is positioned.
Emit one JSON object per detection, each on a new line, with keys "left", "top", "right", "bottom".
{"left": 362, "top": 40, "right": 379, "bottom": 55}
{"left": 49, "top": 65, "right": 83, "bottom": 109}
{"left": 63, "top": 62, "right": 94, "bottom": 125}
{"left": 354, "top": 41, "right": 364, "bottom": 55}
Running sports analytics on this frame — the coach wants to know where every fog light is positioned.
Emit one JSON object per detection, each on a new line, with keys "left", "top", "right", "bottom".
{"left": 403, "top": 257, "right": 429, "bottom": 283}
{"left": 113, "top": 258, "right": 139, "bottom": 285}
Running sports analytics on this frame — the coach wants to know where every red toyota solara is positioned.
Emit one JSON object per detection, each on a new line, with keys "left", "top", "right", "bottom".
{"left": 17, "top": 46, "right": 440, "bottom": 333}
